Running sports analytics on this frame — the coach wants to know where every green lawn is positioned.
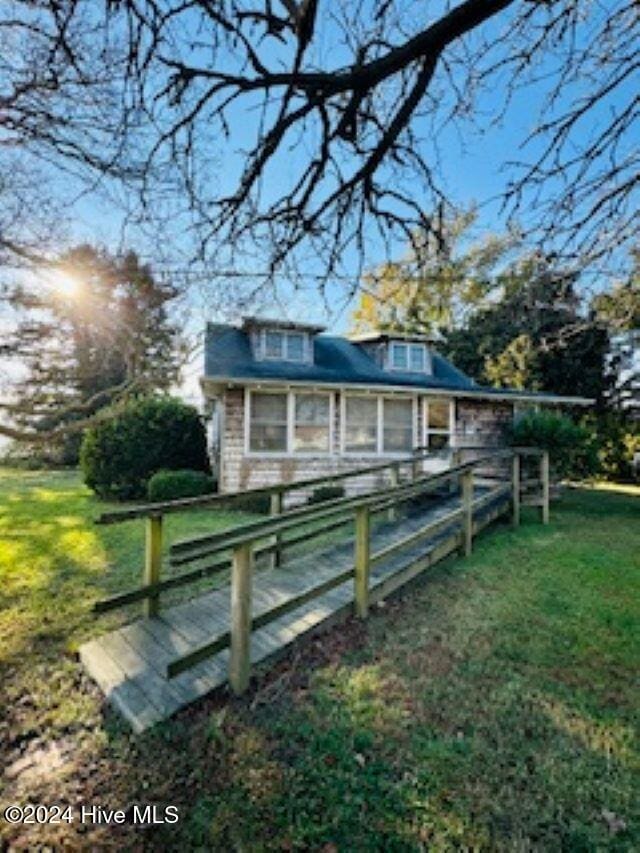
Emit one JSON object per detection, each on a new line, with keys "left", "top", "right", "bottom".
{"left": 1, "top": 469, "right": 638, "bottom": 851}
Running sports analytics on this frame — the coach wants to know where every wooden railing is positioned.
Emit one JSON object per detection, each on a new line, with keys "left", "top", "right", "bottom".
{"left": 91, "top": 446, "right": 550, "bottom": 696}
{"left": 94, "top": 449, "right": 439, "bottom": 614}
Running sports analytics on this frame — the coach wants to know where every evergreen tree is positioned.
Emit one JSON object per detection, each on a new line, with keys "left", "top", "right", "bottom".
{"left": 443, "top": 255, "right": 612, "bottom": 404}
{"left": 1, "top": 245, "right": 180, "bottom": 460}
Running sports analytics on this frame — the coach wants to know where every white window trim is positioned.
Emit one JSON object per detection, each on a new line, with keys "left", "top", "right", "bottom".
{"left": 259, "top": 328, "right": 310, "bottom": 363}
{"left": 341, "top": 393, "right": 418, "bottom": 457}
{"left": 387, "top": 341, "right": 430, "bottom": 374}
{"left": 422, "top": 397, "right": 455, "bottom": 449}
{"left": 244, "top": 388, "right": 334, "bottom": 457}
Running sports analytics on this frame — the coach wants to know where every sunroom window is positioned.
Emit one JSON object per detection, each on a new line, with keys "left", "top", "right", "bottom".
{"left": 344, "top": 396, "right": 378, "bottom": 453}
{"left": 425, "top": 399, "right": 452, "bottom": 450}
{"left": 294, "top": 394, "right": 331, "bottom": 453}
{"left": 383, "top": 398, "right": 413, "bottom": 453}
{"left": 249, "top": 392, "right": 288, "bottom": 452}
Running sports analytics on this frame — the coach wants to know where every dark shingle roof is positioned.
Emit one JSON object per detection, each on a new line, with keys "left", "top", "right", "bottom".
{"left": 203, "top": 323, "right": 592, "bottom": 404}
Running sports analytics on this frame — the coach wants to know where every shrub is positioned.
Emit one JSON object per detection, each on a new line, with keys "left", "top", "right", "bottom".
{"left": 80, "top": 396, "right": 210, "bottom": 500}
{"left": 509, "top": 410, "right": 597, "bottom": 480}
{"left": 308, "top": 485, "right": 346, "bottom": 505}
{"left": 221, "top": 493, "right": 272, "bottom": 514}
{"left": 148, "top": 469, "right": 215, "bottom": 502}
{"left": 582, "top": 412, "right": 640, "bottom": 483}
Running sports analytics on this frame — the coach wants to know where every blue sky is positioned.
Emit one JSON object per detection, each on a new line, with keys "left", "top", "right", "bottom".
{"left": 30, "top": 1, "right": 637, "bottom": 351}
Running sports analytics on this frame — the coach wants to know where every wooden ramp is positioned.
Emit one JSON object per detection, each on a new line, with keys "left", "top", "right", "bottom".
{"left": 80, "top": 485, "right": 511, "bottom": 733}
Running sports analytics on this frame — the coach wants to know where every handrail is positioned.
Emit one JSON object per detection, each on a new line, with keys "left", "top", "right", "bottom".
{"left": 95, "top": 448, "right": 436, "bottom": 525}
{"left": 89, "top": 445, "right": 552, "bottom": 696}
{"left": 168, "top": 459, "right": 485, "bottom": 563}
{"left": 169, "top": 468, "right": 534, "bottom": 687}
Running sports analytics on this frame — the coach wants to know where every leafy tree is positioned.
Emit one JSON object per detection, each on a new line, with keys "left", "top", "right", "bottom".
{"left": 352, "top": 211, "right": 515, "bottom": 336}
{"left": 1, "top": 245, "right": 181, "bottom": 458}
{"left": 443, "top": 255, "right": 612, "bottom": 403}
{"left": 593, "top": 248, "right": 640, "bottom": 331}
{"left": 509, "top": 410, "right": 598, "bottom": 481}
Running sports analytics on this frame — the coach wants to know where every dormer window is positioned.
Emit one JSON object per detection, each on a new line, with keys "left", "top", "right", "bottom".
{"left": 389, "top": 342, "right": 429, "bottom": 373}
{"left": 261, "top": 329, "right": 308, "bottom": 362}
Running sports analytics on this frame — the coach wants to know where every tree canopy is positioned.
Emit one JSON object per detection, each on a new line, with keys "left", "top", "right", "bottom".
{"left": 0, "top": 0, "right": 637, "bottom": 280}
{"left": 443, "top": 256, "right": 612, "bottom": 403}
{"left": 0, "top": 246, "right": 181, "bottom": 448}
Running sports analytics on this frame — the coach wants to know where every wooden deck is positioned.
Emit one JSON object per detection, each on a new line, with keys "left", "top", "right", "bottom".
{"left": 80, "top": 484, "right": 512, "bottom": 732}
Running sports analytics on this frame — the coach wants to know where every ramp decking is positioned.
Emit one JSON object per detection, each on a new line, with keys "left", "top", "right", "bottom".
{"left": 80, "top": 484, "right": 512, "bottom": 732}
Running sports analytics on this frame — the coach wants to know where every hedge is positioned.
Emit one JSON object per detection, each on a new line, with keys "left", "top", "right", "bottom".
{"left": 80, "top": 396, "right": 210, "bottom": 500}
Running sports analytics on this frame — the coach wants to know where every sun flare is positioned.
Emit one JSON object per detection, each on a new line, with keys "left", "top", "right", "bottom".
{"left": 49, "top": 270, "right": 81, "bottom": 298}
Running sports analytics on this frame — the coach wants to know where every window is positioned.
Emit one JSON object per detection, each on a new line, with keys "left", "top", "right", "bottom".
{"left": 390, "top": 343, "right": 408, "bottom": 370}
{"left": 248, "top": 390, "right": 331, "bottom": 454}
{"left": 249, "top": 392, "right": 288, "bottom": 452}
{"left": 261, "top": 329, "right": 307, "bottom": 362}
{"left": 264, "top": 330, "right": 284, "bottom": 359}
{"left": 344, "top": 396, "right": 378, "bottom": 453}
{"left": 410, "top": 346, "right": 425, "bottom": 372}
{"left": 286, "top": 333, "right": 305, "bottom": 361}
{"left": 390, "top": 342, "right": 428, "bottom": 373}
{"left": 383, "top": 398, "right": 413, "bottom": 452}
{"left": 424, "top": 398, "right": 452, "bottom": 450}
{"left": 294, "top": 394, "right": 331, "bottom": 453}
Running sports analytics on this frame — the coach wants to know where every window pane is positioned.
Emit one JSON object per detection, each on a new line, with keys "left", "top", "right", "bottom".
{"left": 427, "top": 400, "right": 450, "bottom": 430}
{"left": 345, "top": 426, "right": 377, "bottom": 453}
{"left": 286, "top": 333, "right": 305, "bottom": 361}
{"left": 265, "top": 330, "right": 283, "bottom": 358}
{"left": 250, "top": 425, "right": 287, "bottom": 452}
{"left": 295, "top": 394, "right": 329, "bottom": 424}
{"left": 383, "top": 427, "right": 413, "bottom": 452}
{"left": 294, "top": 394, "right": 330, "bottom": 452}
{"left": 383, "top": 399, "right": 413, "bottom": 452}
{"left": 428, "top": 432, "right": 449, "bottom": 450}
{"left": 346, "top": 396, "right": 377, "bottom": 424}
{"left": 391, "top": 343, "right": 408, "bottom": 369}
{"left": 294, "top": 426, "right": 330, "bottom": 452}
{"left": 410, "top": 345, "right": 425, "bottom": 371}
{"left": 345, "top": 396, "right": 378, "bottom": 452}
{"left": 384, "top": 398, "right": 412, "bottom": 425}
{"left": 250, "top": 393, "right": 288, "bottom": 452}
{"left": 252, "top": 392, "right": 287, "bottom": 422}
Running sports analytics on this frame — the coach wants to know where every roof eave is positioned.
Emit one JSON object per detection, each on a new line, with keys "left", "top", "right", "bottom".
{"left": 200, "top": 375, "right": 594, "bottom": 406}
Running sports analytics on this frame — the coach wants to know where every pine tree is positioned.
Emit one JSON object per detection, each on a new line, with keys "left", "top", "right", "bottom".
{"left": 1, "top": 245, "right": 181, "bottom": 460}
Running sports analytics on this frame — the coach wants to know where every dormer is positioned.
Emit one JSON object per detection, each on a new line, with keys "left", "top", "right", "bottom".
{"left": 242, "top": 317, "right": 325, "bottom": 364}
{"left": 349, "top": 331, "right": 439, "bottom": 375}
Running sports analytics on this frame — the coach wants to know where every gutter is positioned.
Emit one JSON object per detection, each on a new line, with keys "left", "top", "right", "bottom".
{"left": 200, "top": 375, "right": 594, "bottom": 407}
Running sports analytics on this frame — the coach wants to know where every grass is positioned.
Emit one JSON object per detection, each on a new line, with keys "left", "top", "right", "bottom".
{"left": 1, "top": 469, "right": 639, "bottom": 850}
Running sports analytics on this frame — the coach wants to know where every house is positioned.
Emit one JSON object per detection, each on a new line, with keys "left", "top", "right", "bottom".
{"left": 202, "top": 317, "right": 592, "bottom": 493}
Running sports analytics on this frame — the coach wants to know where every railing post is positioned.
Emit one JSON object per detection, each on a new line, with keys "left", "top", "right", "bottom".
{"left": 229, "top": 541, "right": 253, "bottom": 695}
{"left": 388, "top": 462, "right": 400, "bottom": 522}
{"left": 541, "top": 451, "right": 550, "bottom": 525}
{"left": 144, "top": 515, "right": 163, "bottom": 617}
{"left": 269, "top": 489, "right": 284, "bottom": 568}
{"left": 354, "top": 505, "right": 370, "bottom": 618}
{"left": 512, "top": 452, "right": 521, "bottom": 528}
{"left": 460, "top": 470, "right": 473, "bottom": 557}
{"left": 411, "top": 453, "right": 420, "bottom": 481}
{"left": 450, "top": 448, "right": 462, "bottom": 494}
